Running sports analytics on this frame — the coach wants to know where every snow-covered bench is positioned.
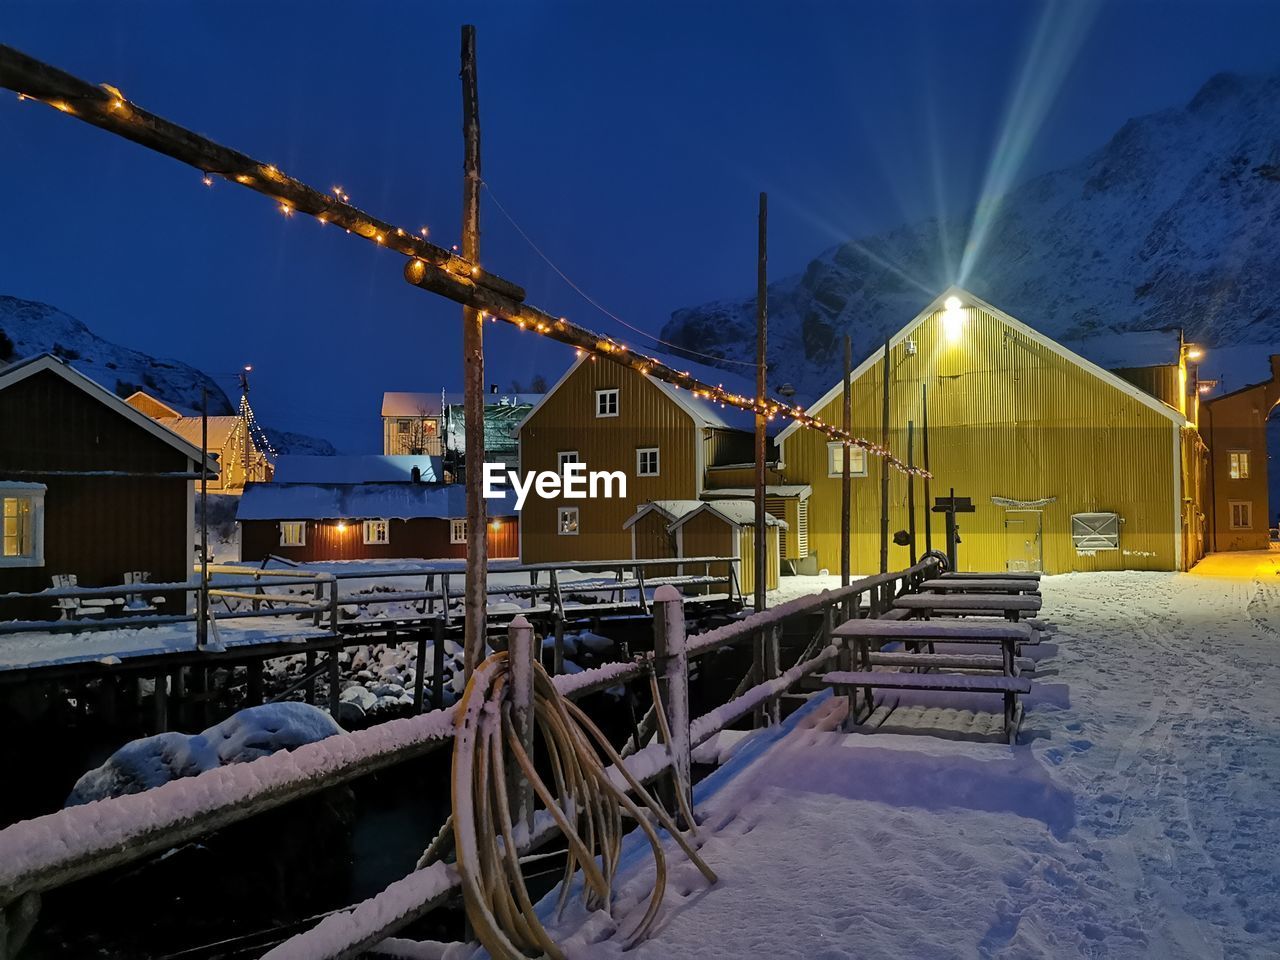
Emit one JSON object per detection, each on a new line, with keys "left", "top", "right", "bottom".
{"left": 893, "top": 592, "right": 1042, "bottom": 621}
{"left": 821, "top": 669, "right": 1031, "bottom": 744}
{"left": 920, "top": 577, "right": 1040, "bottom": 595}
{"left": 940, "top": 570, "right": 1041, "bottom": 581}
{"left": 834, "top": 618, "right": 1036, "bottom": 675}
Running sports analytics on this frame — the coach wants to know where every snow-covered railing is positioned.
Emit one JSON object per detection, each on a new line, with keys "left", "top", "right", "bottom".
{"left": 0, "top": 558, "right": 942, "bottom": 957}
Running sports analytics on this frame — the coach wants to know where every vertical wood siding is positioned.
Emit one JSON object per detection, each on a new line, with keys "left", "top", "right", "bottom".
{"left": 520, "top": 361, "right": 699, "bottom": 563}
{"left": 0, "top": 369, "right": 192, "bottom": 611}
{"left": 780, "top": 305, "right": 1184, "bottom": 574}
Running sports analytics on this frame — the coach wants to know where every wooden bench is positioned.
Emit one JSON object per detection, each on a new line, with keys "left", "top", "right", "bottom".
{"left": 865, "top": 651, "right": 1036, "bottom": 673}
{"left": 941, "top": 571, "right": 1041, "bottom": 581}
{"left": 835, "top": 618, "right": 1036, "bottom": 676}
{"left": 893, "top": 592, "right": 1042, "bottom": 621}
{"left": 920, "top": 578, "right": 1040, "bottom": 595}
{"left": 822, "top": 669, "right": 1031, "bottom": 743}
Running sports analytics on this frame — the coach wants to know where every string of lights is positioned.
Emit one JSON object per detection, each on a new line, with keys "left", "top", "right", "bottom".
{"left": 0, "top": 42, "right": 930, "bottom": 478}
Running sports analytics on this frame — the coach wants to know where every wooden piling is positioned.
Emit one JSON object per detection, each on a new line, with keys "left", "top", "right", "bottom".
{"left": 460, "top": 24, "right": 488, "bottom": 680}
{"left": 754, "top": 191, "right": 768, "bottom": 614}
{"left": 907, "top": 420, "right": 917, "bottom": 565}
{"left": 653, "top": 586, "right": 692, "bottom": 820}
{"left": 506, "top": 615, "right": 536, "bottom": 831}
{"left": 879, "top": 340, "right": 891, "bottom": 573}
{"left": 841, "top": 333, "right": 852, "bottom": 586}
{"left": 413, "top": 631, "right": 428, "bottom": 712}
{"left": 433, "top": 616, "right": 447, "bottom": 710}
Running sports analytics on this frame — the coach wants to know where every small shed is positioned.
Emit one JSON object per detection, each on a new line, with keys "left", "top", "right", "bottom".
{"left": 125, "top": 390, "right": 272, "bottom": 492}
{"left": 624, "top": 499, "right": 784, "bottom": 596}
{"left": 237, "top": 481, "right": 518, "bottom": 563}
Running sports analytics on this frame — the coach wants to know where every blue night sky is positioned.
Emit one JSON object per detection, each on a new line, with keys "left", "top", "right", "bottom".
{"left": 3, "top": 1, "right": 1279, "bottom": 451}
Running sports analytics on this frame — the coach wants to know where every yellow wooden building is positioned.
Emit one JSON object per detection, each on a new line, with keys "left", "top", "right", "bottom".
{"left": 517, "top": 355, "right": 784, "bottom": 588}
{"left": 776, "top": 289, "right": 1208, "bottom": 574}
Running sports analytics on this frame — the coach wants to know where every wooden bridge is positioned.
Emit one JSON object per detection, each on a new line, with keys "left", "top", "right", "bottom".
{"left": 0, "top": 558, "right": 959, "bottom": 959}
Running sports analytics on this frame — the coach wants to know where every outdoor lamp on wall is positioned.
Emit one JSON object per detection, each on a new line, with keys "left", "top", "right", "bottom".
{"left": 336, "top": 521, "right": 347, "bottom": 532}
{"left": 942, "top": 295, "right": 965, "bottom": 343}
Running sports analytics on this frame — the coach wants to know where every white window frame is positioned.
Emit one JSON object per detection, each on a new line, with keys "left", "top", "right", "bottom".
{"left": 826, "top": 442, "right": 868, "bottom": 478}
{"left": 1229, "top": 450, "right": 1250, "bottom": 480}
{"left": 558, "top": 450, "right": 580, "bottom": 471}
{"left": 279, "top": 521, "right": 306, "bottom": 547}
{"left": 450, "top": 518, "right": 467, "bottom": 544}
{"left": 362, "top": 519, "right": 390, "bottom": 545}
{"left": 595, "top": 388, "right": 619, "bottom": 418}
{"left": 1229, "top": 500, "right": 1253, "bottom": 531}
{"left": 636, "top": 447, "right": 660, "bottom": 477}
{"left": 0, "top": 483, "right": 46, "bottom": 568}
{"left": 558, "top": 507, "right": 580, "bottom": 536}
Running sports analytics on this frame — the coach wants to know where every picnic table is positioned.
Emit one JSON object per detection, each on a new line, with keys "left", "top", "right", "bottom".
{"left": 920, "top": 578, "right": 1040, "bottom": 595}
{"left": 827, "top": 618, "right": 1039, "bottom": 743}
{"left": 893, "top": 591, "right": 1042, "bottom": 622}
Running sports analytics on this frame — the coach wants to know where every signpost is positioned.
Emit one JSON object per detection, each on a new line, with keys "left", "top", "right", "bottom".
{"left": 931, "top": 488, "right": 975, "bottom": 570}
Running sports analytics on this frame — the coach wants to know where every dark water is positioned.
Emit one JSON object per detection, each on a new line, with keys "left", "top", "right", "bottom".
{"left": 8, "top": 612, "right": 778, "bottom": 959}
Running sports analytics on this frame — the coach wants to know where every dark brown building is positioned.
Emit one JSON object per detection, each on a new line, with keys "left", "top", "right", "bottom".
{"left": 0, "top": 354, "right": 211, "bottom": 618}
{"left": 237, "top": 479, "right": 518, "bottom": 563}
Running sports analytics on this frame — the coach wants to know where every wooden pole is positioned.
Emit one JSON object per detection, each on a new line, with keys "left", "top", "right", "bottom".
{"left": 922, "top": 384, "right": 933, "bottom": 553}
{"left": 753, "top": 192, "right": 768, "bottom": 613}
{"left": 879, "top": 340, "right": 891, "bottom": 573}
{"left": 653, "top": 586, "right": 691, "bottom": 822}
{"left": 841, "top": 334, "right": 852, "bottom": 586}
{"left": 907, "top": 420, "right": 917, "bottom": 565}
{"left": 198, "top": 387, "right": 208, "bottom": 649}
{"left": 460, "top": 25, "right": 487, "bottom": 680}
{"left": 507, "top": 615, "right": 535, "bottom": 831}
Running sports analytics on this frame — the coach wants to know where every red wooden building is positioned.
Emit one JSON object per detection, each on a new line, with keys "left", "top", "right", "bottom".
{"left": 237, "top": 473, "right": 518, "bottom": 564}
{"left": 0, "top": 354, "right": 212, "bottom": 617}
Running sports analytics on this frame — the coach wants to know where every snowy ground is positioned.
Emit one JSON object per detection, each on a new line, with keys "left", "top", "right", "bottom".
{"left": 534, "top": 567, "right": 1280, "bottom": 959}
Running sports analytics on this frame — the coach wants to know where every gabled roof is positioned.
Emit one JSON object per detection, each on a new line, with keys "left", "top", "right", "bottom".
{"left": 0, "top": 353, "right": 216, "bottom": 468}
{"left": 667, "top": 499, "right": 786, "bottom": 530}
{"left": 776, "top": 286, "right": 1187, "bottom": 445}
{"left": 623, "top": 498, "right": 785, "bottom": 532}
{"left": 701, "top": 484, "right": 812, "bottom": 501}
{"left": 161, "top": 416, "right": 242, "bottom": 451}
{"left": 516, "top": 354, "right": 766, "bottom": 435}
{"left": 273, "top": 454, "right": 444, "bottom": 484}
{"left": 124, "top": 389, "right": 185, "bottom": 419}
{"left": 236, "top": 481, "right": 517, "bottom": 521}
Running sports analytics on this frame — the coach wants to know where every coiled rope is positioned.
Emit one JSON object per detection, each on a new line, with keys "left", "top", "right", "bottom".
{"left": 437, "top": 652, "right": 717, "bottom": 959}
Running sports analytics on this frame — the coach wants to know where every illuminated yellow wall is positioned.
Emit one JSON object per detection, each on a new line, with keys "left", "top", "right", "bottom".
{"left": 780, "top": 301, "right": 1188, "bottom": 574}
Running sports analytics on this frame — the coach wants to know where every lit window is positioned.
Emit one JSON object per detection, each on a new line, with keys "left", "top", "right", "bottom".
{"left": 1229, "top": 451, "right": 1250, "bottom": 479}
{"left": 637, "top": 447, "right": 660, "bottom": 477}
{"left": 0, "top": 483, "right": 45, "bottom": 567}
{"left": 1229, "top": 501, "right": 1253, "bottom": 531}
{"left": 595, "top": 388, "right": 619, "bottom": 418}
{"left": 451, "top": 518, "right": 467, "bottom": 544}
{"left": 558, "top": 507, "right": 579, "bottom": 536}
{"left": 826, "top": 442, "right": 868, "bottom": 478}
{"left": 280, "top": 521, "right": 306, "bottom": 547}
{"left": 363, "top": 519, "right": 390, "bottom": 544}
{"left": 558, "top": 450, "right": 580, "bottom": 470}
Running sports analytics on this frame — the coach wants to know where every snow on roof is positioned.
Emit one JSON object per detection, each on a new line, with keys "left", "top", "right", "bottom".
{"left": 668, "top": 499, "right": 786, "bottom": 530}
{"left": 236, "top": 481, "right": 516, "bottom": 521}
{"left": 272, "top": 455, "right": 443, "bottom": 484}
{"left": 622, "top": 499, "right": 706, "bottom": 529}
{"left": 701, "top": 485, "right": 812, "bottom": 500}
{"left": 382, "top": 391, "right": 543, "bottom": 417}
{"left": 161, "top": 416, "right": 241, "bottom": 451}
{"left": 1061, "top": 330, "right": 1182, "bottom": 370}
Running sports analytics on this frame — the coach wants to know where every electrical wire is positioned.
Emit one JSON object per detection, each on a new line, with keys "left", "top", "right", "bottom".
{"left": 482, "top": 180, "right": 759, "bottom": 369}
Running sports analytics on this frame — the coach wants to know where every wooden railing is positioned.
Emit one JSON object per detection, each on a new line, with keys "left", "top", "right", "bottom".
{"left": 0, "top": 557, "right": 943, "bottom": 959}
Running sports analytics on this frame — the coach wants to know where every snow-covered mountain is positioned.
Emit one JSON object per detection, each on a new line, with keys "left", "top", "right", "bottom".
{"left": 662, "top": 70, "right": 1280, "bottom": 398}
{"left": 0, "top": 295, "right": 336, "bottom": 454}
{"left": 0, "top": 295, "right": 236, "bottom": 415}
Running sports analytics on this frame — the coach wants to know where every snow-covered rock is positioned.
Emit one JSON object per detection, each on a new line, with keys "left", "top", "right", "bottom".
{"left": 662, "top": 70, "right": 1280, "bottom": 398}
{"left": 202, "top": 702, "right": 343, "bottom": 765}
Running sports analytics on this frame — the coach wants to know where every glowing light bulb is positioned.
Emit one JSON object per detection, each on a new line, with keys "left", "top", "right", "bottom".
{"left": 944, "top": 295, "right": 962, "bottom": 311}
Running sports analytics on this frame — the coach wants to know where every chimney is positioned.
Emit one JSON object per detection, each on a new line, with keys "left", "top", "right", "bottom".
{"left": 410, "top": 465, "right": 422, "bottom": 484}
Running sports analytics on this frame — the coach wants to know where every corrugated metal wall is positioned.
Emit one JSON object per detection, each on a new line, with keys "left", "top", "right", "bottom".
{"left": 520, "top": 361, "right": 699, "bottom": 563}
{"left": 780, "top": 305, "right": 1185, "bottom": 574}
